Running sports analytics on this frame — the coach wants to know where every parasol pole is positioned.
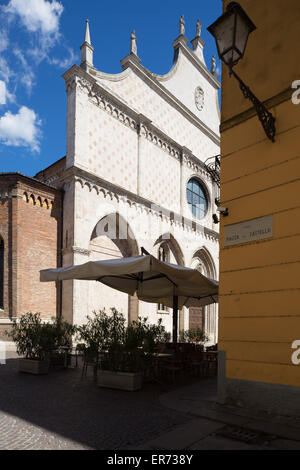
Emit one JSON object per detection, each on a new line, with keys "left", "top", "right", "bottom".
{"left": 173, "top": 294, "right": 178, "bottom": 344}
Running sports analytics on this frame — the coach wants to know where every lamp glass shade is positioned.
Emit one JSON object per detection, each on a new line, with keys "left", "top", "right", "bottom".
{"left": 207, "top": 2, "right": 256, "bottom": 68}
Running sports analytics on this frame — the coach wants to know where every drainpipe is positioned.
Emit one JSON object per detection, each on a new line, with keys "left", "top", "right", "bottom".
{"left": 59, "top": 190, "right": 64, "bottom": 319}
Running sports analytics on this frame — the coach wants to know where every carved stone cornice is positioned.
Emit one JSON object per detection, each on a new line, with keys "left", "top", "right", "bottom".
{"left": 89, "top": 82, "right": 138, "bottom": 131}
{"left": 63, "top": 66, "right": 96, "bottom": 94}
{"left": 63, "top": 66, "right": 219, "bottom": 174}
{"left": 138, "top": 115, "right": 181, "bottom": 161}
{"left": 61, "top": 166, "right": 219, "bottom": 242}
{"left": 63, "top": 64, "right": 220, "bottom": 146}
{"left": 115, "top": 59, "right": 220, "bottom": 145}
{"left": 62, "top": 246, "right": 91, "bottom": 256}
{"left": 181, "top": 147, "right": 212, "bottom": 182}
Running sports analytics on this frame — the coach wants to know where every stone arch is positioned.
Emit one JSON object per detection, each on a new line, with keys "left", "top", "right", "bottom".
{"left": 88, "top": 213, "right": 139, "bottom": 323}
{"left": 191, "top": 246, "right": 216, "bottom": 279}
{"left": 90, "top": 212, "right": 139, "bottom": 258}
{"left": 154, "top": 233, "right": 185, "bottom": 266}
{"left": 190, "top": 246, "right": 217, "bottom": 344}
{"left": 153, "top": 234, "right": 184, "bottom": 327}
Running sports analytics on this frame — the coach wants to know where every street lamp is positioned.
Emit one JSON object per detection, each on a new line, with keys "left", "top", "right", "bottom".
{"left": 208, "top": 2, "right": 276, "bottom": 142}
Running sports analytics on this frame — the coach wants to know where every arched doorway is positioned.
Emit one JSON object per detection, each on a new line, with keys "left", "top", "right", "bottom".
{"left": 154, "top": 234, "right": 185, "bottom": 336}
{"left": 190, "top": 248, "right": 217, "bottom": 344}
{"left": 88, "top": 213, "right": 139, "bottom": 323}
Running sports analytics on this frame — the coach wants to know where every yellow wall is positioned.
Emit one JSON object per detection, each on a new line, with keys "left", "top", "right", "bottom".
{"left": 219, "top": 0, "right": 300, "bottom": 387}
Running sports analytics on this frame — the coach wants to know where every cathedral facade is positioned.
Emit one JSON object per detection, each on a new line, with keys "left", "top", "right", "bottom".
{"left": 0, "top": 18, "right": 220, "bottom": 344}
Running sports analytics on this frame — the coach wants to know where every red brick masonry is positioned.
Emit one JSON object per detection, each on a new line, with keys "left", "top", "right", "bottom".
{"left": 0, "top": 174, "right": 62, "bottom": 338}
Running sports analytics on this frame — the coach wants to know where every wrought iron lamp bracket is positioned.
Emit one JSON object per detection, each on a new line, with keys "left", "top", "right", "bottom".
{"left": 229, "top": 67, "right": 276, "bottom": 142}
{"left": 205, "top": 155, "right": 220, "bottom": 189}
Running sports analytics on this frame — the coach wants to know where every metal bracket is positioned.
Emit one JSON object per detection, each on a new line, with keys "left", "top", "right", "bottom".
{"left": 204, "top": 155, "right": 221, "bottom": 188}
{"left": 230, "top": 68, "right": 276, "bottom": 142}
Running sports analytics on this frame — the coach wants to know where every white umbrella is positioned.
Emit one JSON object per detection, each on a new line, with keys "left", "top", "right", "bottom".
{"left": 40, "top": 254, "right": 218, "bottom": 342}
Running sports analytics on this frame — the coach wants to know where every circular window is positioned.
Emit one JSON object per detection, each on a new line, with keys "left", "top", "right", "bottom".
{"left": 186, "top": 178, "right": 208, "bottom": 219}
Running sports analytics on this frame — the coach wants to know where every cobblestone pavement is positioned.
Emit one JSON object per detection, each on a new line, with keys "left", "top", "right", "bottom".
{"left": 0, "top": 355, "right": 191, "bottom": 450}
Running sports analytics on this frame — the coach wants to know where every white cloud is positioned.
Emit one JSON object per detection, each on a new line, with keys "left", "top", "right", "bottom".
{"left": 0, "top": 106, "right": 41, "bottom": 152}
{"left": 14, "top": 49, "right": 35, "bottom": 93}
{"left": 0, "top": 57, "right": 12, "bottom": 83}
{"left": 49, "top": 47, "right": 78, "bottom": 69}
{"left": 0, "top": 30, "right": 9, "bottom": 53}
{"left": 0, "top": 79, "right": 14, "bottom": 105}
{"left": 5, "top": 0, "right": 63, "bottom": 35}
{"left": 0, "top": 81, "right": 7, "bottom": 105}
{"left": 4, "top": 0, "right": 75, "bottom": 70}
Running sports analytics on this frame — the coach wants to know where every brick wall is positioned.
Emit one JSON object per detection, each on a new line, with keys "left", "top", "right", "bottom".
{"left": 0, "top": 174, "right": 63, "bottom": 324}
{"left": 0, "top": 198, "right": 9, "bottom": 317}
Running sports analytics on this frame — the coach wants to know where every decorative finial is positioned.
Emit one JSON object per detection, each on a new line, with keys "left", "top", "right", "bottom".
{"left": 211, "top": 55, "right": 217, "bottom": 74}
{"left": 84, "top": 19, "right": 91, "bottom": 44}
{"left": 196, "top": 19, "right": 202, "bottom": 37}
{"left": 80, "top": 19, "right": 94, "bottom": 69}
{"left": 179, "top": 15, "right": 185, "bottom": 36}
{"left": 130, "top": 30, "right": 137, "bottom": 55}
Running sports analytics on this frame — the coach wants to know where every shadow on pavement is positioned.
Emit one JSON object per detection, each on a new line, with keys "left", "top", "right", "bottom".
{"left": 0, "top": 356, "right": 204, "bottom": 450}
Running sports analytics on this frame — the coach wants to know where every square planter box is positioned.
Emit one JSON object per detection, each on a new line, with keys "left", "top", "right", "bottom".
{"left": 19, "top": 358, "right": 50, "bottom": 375}
{"left": 98, "top": 370, "right": 143, "bottom": 391}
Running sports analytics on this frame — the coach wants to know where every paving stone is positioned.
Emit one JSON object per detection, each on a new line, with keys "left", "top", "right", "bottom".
{"left": 245, "top": 420, "right": 300, "bottom": 442}
{"left": 0, "top": 357, "right": 190, "bottom": 450}
{"left": 188, "top": 435, "right": 263, "bottom": 451}
{"left": 269, "top": 439, "right": 300, "bottom": 450}
{"left": 190, "top": 406, "right": 252, "bottom": 427}
{"left": 144, "top": 418, "right": 225, "bottom": 450}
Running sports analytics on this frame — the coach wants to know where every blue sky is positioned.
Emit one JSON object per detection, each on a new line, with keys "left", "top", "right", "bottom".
{"left": 0, "top": 0, "right": 222, "bottom": 177}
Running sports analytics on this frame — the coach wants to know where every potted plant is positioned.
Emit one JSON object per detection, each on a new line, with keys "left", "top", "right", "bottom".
{"left": 99, "top": 313, "right": 167, "bottom": 391}
{"left": 49, "top": 317, "right": 77, "bottom": 367}
{"left": 179, "top": 328, "right": 208, "bottom": 348}
{"left": 77, "top": 309, "right": 167, "bottom": 391}
{"left": 7, "top": 312, "right": 56, "bottom": 374}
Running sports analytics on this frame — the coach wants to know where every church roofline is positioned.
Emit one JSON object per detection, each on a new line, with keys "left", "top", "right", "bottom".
{"left": 63, "top": 64, "right": 220, "bottom": 146}
{"left": 169, "top": 37, "right": 220, "bottom": 89}
{"left": 34, "top": 156, "right": 66, "bottom": 177}
{"left": 0, "top": 172, "right": 63, "bottom": 193}
{"left": 125, "top": 60, "right": 220, "bottom": 143}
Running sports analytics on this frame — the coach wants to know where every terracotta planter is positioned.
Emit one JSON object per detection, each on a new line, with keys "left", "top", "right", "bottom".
{"left": 19, "top": 358, "right": 50, "bottom": 375}
{"left": 98, "top": 370, "right": 143, "bottom": 391}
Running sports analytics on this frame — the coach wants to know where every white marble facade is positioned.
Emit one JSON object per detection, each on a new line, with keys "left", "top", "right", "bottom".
{"left": 60, "top": 19, "right": 220, "bottom": 344}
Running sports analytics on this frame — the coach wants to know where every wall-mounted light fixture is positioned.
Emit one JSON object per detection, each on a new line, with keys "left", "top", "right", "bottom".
{"left": 213, "top": 214, "right": 220, "bottom": 224}
{"left": 207, "top": 2, "right": 276, "bottom": 142}
{"left": 217, "top": 206, "right": 229, "bottom": 217}
{"left": 214, "top": 198, "right": 228, "bottom": 223}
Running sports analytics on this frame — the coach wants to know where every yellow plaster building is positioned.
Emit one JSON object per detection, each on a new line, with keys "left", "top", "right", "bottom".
{"left": 218, "top": 0, "right": 300, "bottom": 415}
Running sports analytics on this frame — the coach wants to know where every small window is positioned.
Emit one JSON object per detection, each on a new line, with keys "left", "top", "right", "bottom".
{"left": 189, "top": 307, "right": 204, "bottom": 331}
{"left": 186, "top": 178, "right": 208, "bottom": 219}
